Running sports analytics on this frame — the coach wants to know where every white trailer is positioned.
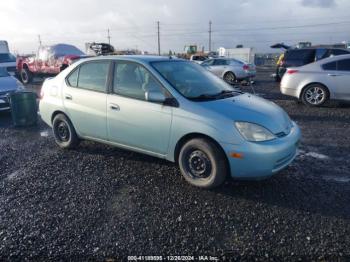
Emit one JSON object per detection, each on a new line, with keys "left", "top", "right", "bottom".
{"left": 218, "top": 47, "right": 255, "bottom": 64}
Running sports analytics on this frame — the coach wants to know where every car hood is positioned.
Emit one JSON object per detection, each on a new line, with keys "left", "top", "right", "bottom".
{"left": 0, "top": 76, "right": 20, "bottom": 93}
{"left": 201, "top": 93, "right": 292, "bottom": 135}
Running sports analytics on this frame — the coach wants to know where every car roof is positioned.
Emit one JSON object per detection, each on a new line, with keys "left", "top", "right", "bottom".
{"left": 77, "top": 55, "right": 183, "bottom": 64}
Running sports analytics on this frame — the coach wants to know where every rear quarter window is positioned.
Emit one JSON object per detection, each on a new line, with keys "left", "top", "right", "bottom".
{"left": 322, "top": 61, "right": 336, "bottom": 71}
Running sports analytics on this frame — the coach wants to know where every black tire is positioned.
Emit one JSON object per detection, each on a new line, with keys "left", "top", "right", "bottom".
{"left": 178, "top": 138, "right": 228, "bottom": 189}
{"left": 223, "top": 72, "right": 236, "bottom": 85}
{"left": 20, "top": 67, "right": 33, "bottom": 84}
{"left": 301, "top": 84, "right": 328, "bottom": 107}
{"left": 52, "top": 114, "right": 80, "bottom": 149}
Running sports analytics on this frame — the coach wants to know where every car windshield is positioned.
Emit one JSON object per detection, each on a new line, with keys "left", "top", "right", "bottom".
{"left": 0, "top": 53, "right": 16, "bottom": 63}
{"left": 152, "top": 60, "right": 240, "bottom": 101}
{"left": 0, "top": 67, "right": 9, "bottom": 77}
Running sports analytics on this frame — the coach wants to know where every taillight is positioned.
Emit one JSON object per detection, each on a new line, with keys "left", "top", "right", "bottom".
{"left": 287, "top": 69, "right": 299, "bottom": 74}
{"left": 243, "top": 65, "right": 249, "bottom": 70}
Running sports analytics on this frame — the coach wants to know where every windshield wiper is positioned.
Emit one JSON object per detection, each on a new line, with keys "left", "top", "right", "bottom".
{"left": 190, "top": 89, "right": 242, "bottom": 101}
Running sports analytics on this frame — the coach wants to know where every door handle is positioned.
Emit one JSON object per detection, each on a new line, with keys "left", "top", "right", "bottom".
{"left": 109, "top": 103, "right": 120, "bottom": 111}
{"left": 65, "top": 94, "right": 72, "bottom": 100}
{"left": 328, "top": 73, "right": 341, "bottom": 77}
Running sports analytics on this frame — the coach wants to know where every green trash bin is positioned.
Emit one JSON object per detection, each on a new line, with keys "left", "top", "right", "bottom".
{"left": 10, "top": 91, "right": 38, "bottom": 127}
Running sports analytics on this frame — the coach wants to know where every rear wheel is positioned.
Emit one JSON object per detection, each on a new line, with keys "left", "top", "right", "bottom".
{"left": 20, "top": 67, "right": 33, "bottom": 84}
{"left": 224, "top": 72, "right": 236, "bottom": 85}
{"left": 301, "top": 84, "right": 328, "bottom": 107}
{"left": 178, "top": 138, "right": 228, "bottom": 189}
{"left": 52, "top": 114, "right": 80, "bottom": 149}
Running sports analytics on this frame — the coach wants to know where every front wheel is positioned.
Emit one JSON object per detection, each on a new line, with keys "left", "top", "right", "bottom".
{"left": 52, "top": 114, "right": 80, "bottom": 149}
{"left": 178, "top": 138, "right": 228, "bottom": 189}
{"left": 223, "top": 72, "right": 236, "bottom": 85}
{"left": 301, "top": 84, "right": 328, "bottom": 107}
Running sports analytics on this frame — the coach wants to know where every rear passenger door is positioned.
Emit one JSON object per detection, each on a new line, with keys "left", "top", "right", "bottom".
{"left": 63, "top": 61, "right": 110, "bottom": 140}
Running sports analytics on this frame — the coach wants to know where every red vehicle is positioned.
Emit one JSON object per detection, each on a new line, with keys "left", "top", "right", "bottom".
{"left": 17, "top": 44, "right": 86, "bottom": 84}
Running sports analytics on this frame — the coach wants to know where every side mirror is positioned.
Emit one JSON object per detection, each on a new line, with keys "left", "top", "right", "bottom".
{"left": 145, "top": 90, "right": 166, "bottom": 103}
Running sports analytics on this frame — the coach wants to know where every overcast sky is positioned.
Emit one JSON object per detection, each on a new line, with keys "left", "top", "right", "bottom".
{"left": 1, "top": 0, "right": 349, "bottom": 54}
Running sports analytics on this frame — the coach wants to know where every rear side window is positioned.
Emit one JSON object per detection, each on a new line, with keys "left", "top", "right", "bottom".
{"left": 284, "top": 49, "right": 315, "bottom": 65}
{"left": 322, "top": 61, "right": 336, "bottom": 71}
{"left": 315, "top": 49, "right": 328, "bottom": 60}
{"left": 337, "top": 59, "right": 350, "bottom": 71}
{"left": 67, "top": 61, "right": 110, "bottom": 92}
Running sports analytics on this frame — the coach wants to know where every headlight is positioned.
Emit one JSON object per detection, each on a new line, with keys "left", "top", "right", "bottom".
{"left": 235, "top": 122, "right": 276, "bottom": 142}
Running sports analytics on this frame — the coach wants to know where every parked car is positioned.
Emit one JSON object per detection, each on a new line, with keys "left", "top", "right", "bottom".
{"left": 40, "top": 56, "right": 300, "bottom": 189}
{"left": 275, "top": 47, "right": 350, "bottom": 81}
{"left": 0, "top": 41, "right": 16, "bottom": 76}
{"left": 190, "top": 55, "right": 208, "bottom": 64}
{"left": 0, "top": 67, "right": 24, "bottom": 111}
{"left": 201, "top": 58, "right": 256, "bottom": 84}
{"left": 281, "top": 54, "right": 350, "bottom": 106}
{"left": 17, "top": 44, "right": 86, "bottom": 84}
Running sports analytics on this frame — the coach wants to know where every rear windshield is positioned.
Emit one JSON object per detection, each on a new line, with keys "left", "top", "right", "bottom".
{"left": 0, "top": 53, "right": 16, "bottom": 63}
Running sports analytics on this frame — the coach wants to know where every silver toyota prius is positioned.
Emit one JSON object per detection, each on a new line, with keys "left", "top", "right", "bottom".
{"left": 281, "top": 54, "right": 350, "bottom": 106}
{"left": 40, "top": 56, "right": 300, "bottom": 189}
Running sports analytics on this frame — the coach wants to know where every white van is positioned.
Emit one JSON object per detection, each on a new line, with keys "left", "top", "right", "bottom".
{"left": 0, "top": 41, "right": 17, "bottom": 76}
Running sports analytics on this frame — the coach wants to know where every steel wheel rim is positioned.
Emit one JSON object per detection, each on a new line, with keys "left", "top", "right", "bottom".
{"left": 305, "top": 86, "right": 325, "bottom": 105}
{"left": 56, "top": 121, "right": 70, "bottom": 142}
{"left": 21, "top": 71, "right": 28, "bottom": 82}
{"left": 224, "top": 73, "right": 235, "bottom": 84}
{"left": 185, "top": 150, "right": 212, "bottom": 179}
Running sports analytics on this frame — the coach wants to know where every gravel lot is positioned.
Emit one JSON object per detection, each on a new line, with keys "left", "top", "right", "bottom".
{"left": 1, "top": 67, "right": 350, "bottom": 261}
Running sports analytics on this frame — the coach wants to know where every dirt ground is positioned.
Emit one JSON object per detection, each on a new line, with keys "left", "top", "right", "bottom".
{"left": 1, "top": 67, "right": 350, "bottom": 261}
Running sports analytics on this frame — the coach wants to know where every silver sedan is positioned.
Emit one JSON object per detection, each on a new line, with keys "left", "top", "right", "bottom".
{"left": 281, "top": 54, "right": 350, "bottom": 106}
{"left": 201, "top": 58, "right": 256, "bottom": 84}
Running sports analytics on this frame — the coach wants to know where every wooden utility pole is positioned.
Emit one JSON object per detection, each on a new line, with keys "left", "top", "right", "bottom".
{"left": 157, "top": 21, "right": 161, "bottom": 55}
{"left": 209, "top": 20, "right": 212, "bottom": 52}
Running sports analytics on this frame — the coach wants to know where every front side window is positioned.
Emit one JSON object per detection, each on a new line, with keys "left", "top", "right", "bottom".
{"left": 113, "top": 62, "right": 164, "bottom": 101}
{"left": 67, "top": 61, "right": 109, "bottom": 92}
{"left": 337, "top": 59, "right": 350, "bottom": 71}
{"left": 213, "top": 59, "right": 226, "bottom": 66}
{"left": 152, "top": 61, "right": 238, "bottom": 100}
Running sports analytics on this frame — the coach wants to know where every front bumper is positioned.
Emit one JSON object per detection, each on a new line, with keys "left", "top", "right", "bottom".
{"left": 220, "top": 123, "right": 301, "bottom": 179}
